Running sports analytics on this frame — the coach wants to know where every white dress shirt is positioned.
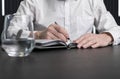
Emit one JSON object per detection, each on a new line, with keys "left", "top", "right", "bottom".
{"left": 9, "top": 0, "right": 120, "bottom": 45}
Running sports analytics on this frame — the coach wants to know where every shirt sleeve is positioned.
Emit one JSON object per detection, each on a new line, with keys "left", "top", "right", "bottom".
{"left": 8, "top": 0, "right": 35, "bottom": 38}
{"left": 93, "top": 0, "right": 120, "bottom": 45}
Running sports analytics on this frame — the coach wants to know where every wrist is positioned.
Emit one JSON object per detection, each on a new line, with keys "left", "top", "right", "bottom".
{"left": 101, "top": 32, "right": 114, "bottom": 45}
{"left": 34, "top": 31, "right": 42, "bottom": 39}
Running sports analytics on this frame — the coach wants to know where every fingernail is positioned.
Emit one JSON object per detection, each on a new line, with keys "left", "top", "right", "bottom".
{"left": 77, "top": 45, "right": 81, "bottom": 48}
{"left": 66, "top": 35, "right": 69, "bottom": 38}
{"left": 83, "top": 46, "right": 87, "bottom": 49}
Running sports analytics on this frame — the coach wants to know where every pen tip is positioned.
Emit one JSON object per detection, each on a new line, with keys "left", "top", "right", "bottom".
{"left": 55, "top": 22, "right": 57, "bottom": 25}
{"left": 67, "top": 38, "right": 70, "bottom": 40}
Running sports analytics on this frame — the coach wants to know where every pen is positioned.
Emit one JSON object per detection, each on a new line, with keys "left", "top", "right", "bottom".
{"left": 54, "top": 22, "right": 72, "bottom": 44}
{"left": 66, "top": 37, "right": 72, "bottom": 45}
{"left": 55, "top": 22, "right": 58, "bottom": 25}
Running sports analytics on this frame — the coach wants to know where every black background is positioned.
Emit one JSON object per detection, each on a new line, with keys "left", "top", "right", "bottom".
{"left": 0, "top": 0, "right": 120, "bottom": 43}
{"left": 0, "top": 0, "right": 22, "bottom": 44}
{"left": 104, "top": 0, "right": 120, "bottom": 25}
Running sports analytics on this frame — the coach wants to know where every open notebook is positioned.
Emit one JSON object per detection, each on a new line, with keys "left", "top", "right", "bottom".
{"left": 35, "top": 39, "right": 77, "bottom": 49}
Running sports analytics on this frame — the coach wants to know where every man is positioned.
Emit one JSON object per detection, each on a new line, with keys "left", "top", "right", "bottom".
{"left": 9, "top": 0, "right": 120, "bottom": 48}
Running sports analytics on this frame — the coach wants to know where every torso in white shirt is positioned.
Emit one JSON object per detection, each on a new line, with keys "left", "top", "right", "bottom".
{"left": 34, "top": 0, "right": 94, "bottom": 40}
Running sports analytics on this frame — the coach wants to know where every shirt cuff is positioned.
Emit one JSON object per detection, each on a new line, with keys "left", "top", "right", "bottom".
{"left": 103, "top": 29, "right": 120, "bottom": 45}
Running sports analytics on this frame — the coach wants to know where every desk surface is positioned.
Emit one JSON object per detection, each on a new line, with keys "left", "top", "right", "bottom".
{"left": 0, "top": 46, "right": 120, "bottom": 79}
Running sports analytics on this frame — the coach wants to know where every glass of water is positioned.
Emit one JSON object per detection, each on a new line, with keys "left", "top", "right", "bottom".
{"left": 1, "top": 14, "right": 35, "bottom": 57}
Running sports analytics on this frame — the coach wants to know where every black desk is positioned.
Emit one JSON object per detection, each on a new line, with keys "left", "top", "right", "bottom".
{"left": 0, "top": 46, "right": 120, "bottom": 79}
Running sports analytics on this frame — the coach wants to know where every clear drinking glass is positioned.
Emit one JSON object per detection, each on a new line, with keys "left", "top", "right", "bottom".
{"left": 1, "top": 14, "right": 35, "bottom": 57}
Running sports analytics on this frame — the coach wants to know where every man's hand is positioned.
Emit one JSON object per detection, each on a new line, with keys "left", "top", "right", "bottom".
{"left": 74, "top": 33, "right": 113, "bottom": 48}
{"left": 34, "top": 23, "right": 69, "bottom": 42}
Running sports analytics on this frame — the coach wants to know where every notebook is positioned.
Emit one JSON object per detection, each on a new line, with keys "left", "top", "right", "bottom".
{"left": 35, "top": 39, "right": 77, "bottom": 49}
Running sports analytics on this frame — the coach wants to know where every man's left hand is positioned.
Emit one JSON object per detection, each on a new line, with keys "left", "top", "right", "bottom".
{"left": 74, "top": 33, "right": 113, "bottom": 48}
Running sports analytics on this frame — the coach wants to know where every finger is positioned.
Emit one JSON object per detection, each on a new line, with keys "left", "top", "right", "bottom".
{"left": 82, "top": 40, "right": 96, "bottom": 48}
{"left": 91, "top": 43, "right": 100, "bottom": 48}
{"left": 46, "top": 35, "right": 52, "bottom": 40}
{"left": 56, "top": 33, "right": 67, "bottom": 42}
{"left": 77, "top": 38, "right": 90, "bottom": 48}
{"left": 48, "top": 25, "right": 67, "bottom": 41}
{"left": 47, "top": 32, "right": 59, "bottom": 40}
{"left": 74, "top": 33, "right": 91, "bottom": 43}
{"left": 53, "top": 24, "right": 69, "bottom": 38}
{"left": 76, "top": 34, "right": 93, "bottom": 48}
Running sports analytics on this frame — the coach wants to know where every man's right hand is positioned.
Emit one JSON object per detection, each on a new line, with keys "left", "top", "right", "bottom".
{"left": 34, "top": 23, "right": 69, "bottom": 42}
